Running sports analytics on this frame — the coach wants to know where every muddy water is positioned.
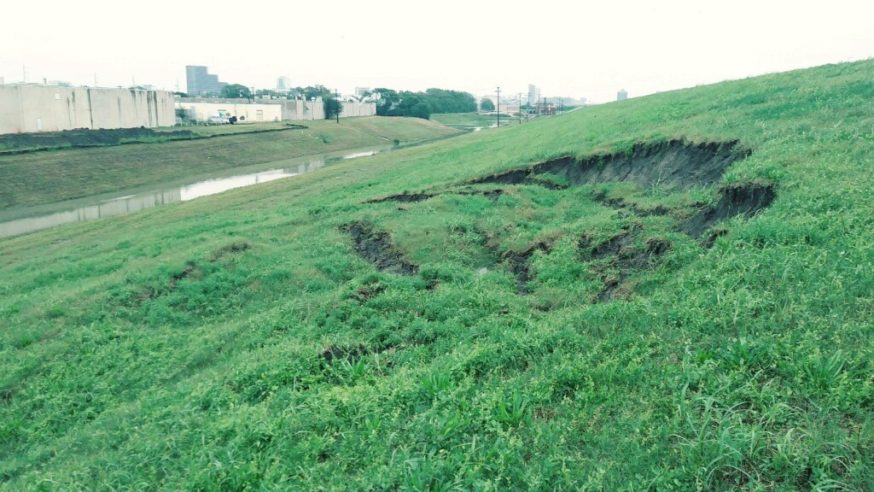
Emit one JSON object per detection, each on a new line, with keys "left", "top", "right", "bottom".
{"left": 343, "top": 150, "right": 378, "bottom": 159}
{"left": 0, "top": 147, "right": 387, "bottom": 239}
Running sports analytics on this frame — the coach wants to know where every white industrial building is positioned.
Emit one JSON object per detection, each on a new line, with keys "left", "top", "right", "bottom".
{"left": 0, "top": 84, "right": 176, "bottom": 134}
{"left": 176, "top": 97, "right": 376, "bottom": 123}
{"left": 177, "top": 100, "right": 285, "bottom": 123}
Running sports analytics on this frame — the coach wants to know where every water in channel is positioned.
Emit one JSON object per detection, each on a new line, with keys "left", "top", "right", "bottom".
{"left": 0, "top": 148, "right": 386, "bottom": 239}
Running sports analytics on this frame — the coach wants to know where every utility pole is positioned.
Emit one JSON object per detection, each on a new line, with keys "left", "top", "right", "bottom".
{"left": 496, "top": 86, "right": 500, "bottom": 128}
{"left": 335, "top": 89, "right": 340, "bottom": 123}
{"left": 518, "top": 93, "right": 522, "bottom": 125}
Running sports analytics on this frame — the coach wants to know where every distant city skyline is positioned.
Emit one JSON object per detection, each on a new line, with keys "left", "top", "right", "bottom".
{"left": 2, "top": 0, "right": 874, "bottom": 103}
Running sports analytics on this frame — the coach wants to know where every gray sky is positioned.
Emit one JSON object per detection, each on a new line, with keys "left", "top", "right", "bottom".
{"left": 3, "top": 0, "right": 873, "bottom": 103}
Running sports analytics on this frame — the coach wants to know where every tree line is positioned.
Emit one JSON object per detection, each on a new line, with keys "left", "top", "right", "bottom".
{"left": 212, "top": 84, "right": 341, "bottom": 120}
{"left": 183, "top": 84, "right": 476, "bottom": 121}
{"left": 369, "top": 88, "right": 476, "bottom": 119}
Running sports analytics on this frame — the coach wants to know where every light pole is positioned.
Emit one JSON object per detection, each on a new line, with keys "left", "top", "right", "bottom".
{"left": 496, "top": 86, "right": 500, "bottom": 128}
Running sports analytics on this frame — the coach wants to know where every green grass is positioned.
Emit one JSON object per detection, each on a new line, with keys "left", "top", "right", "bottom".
{"left": 159, "top": 121, "right": 305, "bottom": 137}
{"left": 430, "top": 112, "right": 517, "bottom": 129}
{"left": 1, "top": 60, "right": 873, "bottom": 490}
{"left": 172, "top": 121, "right": 290, "bottom": 135}
{"left": 0, "top": 123, "right": 308, "bottom": 154}
{"left": 0, "top": 117, "right": 459, "bottom": 209}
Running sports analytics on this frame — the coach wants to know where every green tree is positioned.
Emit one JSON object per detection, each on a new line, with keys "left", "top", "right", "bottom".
{"left": 371, "top": 87, "right": 474, "bottom": 118}
{"left": 300, "top": 85, "right": 332, "bottom": 100}
{"left": 372, "top": 88, "right": 401, "bottom": 116}
{"left": 255, "top": 89, "right": 282, "bottom": 99}
{"left": 324, "top": 97, "right": 343, "bottom": 121}
{"left": 221, "top": 84, "right": 252, "bottom": 99}
{"left": 481, "top": 98, "right": 495, "bottom": 111}
{"left": 397, "top": 93, "right": 431, "bottom": 120}
{"left": 174, "top": 108, "right": 190, "bottom": 122}
{"left": 424, "top": 88, "right": 476, "bottom": 113}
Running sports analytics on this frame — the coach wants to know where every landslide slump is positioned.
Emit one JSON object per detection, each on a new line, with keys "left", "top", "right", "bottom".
{"left": 352, "top": 140, "right": 775, "bottom": 301}
{"left": 470, "top": 139, "right": 750, "bottom": 190}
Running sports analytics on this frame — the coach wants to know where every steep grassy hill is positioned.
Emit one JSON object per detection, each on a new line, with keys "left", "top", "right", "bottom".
{"left": 0, "top": 117, "right": 459, "bottom": 209}
{"left": 1, "top": 61, "right": 872, "bottom": 490}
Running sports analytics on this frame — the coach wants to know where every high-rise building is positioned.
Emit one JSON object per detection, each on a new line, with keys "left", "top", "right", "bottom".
{"left": 527, "top": 84, "right": 538, "bottom": 106}
{"left": 617, "top": 89, "right": 628, "bottom": 101}
{"left": 185, "top": 66, "right": 226, "bottom": 96}
{"left": 276, "top": 76, "right": 291, "bottom": 92}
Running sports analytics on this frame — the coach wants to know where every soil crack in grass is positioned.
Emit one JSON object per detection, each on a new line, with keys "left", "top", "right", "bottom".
{"left": 365, "top": 192, "right": 436, "bottom": 203}
{"left": 580, "top": 226, "right": 672, "bottom": 302}
{"left": 592, "top": 191, "right": 673, "bottom": 216}
{"left": 365, "top": 188, "right": 505, "bottom": 204}
{"left": 340, "top": 221, "right": 419, "bottom": 275}
{"left": 503, "top": 240, "right": 553, "bottom": 294}
{"left": 208, "top": 240, "right": 251, "bottom": 262}
{"left": 679, "top": 181, "right": 776, "bottom": 240}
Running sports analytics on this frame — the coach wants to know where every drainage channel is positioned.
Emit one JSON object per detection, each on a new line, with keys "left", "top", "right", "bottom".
{"left": 0, "top": 147, "right": 388, "bottom": 239}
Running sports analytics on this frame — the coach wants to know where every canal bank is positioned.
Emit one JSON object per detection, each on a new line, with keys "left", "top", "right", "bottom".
{"left": 0, "top": 146, "right": 392, "bottom": 238}
{"left": 0, "top": 117, "right": 461, "bottom": 210}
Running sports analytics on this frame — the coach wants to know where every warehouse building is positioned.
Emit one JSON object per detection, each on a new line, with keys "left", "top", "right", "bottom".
{"left": 177, "top": 100, "right": 285, "bottom": 123}
{"left": 0, "top": 84, "right": 176, "bottom": 134}
{"left": 176, "top": 97, "right": 376, "bottom": 123}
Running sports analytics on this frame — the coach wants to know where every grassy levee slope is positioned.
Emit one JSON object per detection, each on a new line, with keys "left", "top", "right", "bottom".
{"left": 0, "top": 117, "right": 459, "bottom": 209}
{"left": 1, "top": 61, "right": 873, "bottom": 490}
{"left": 431, "top": 112, "right": 505, "bottom": 129}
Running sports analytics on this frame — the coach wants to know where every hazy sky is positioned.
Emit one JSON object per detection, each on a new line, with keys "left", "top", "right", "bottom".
{"left": 3, "top": 0, "right": 873, "bottom": 102}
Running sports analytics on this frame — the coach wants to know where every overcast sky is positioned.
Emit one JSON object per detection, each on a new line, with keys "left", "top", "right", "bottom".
{"left": 2, "top": 0, "right": 873, "bottom": 103}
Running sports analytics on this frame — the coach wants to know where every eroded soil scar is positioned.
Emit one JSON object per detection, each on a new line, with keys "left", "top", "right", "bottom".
{"left": 679, "top": 181, "right": 776, "bottom": 240}
{"left": 339, "top": 221, "right": 419, "bottom": 275}
{"left": 503, "top": 241, "right": 553, "bottom": 294}
{"left": 580, "top": 226, "right": 672, "bottom": 302}
{"left": 469, "top": 139, "right": 750, "bottom": 190}
{"left": 365, "top": 188, "right": 505, "bottom": 204}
